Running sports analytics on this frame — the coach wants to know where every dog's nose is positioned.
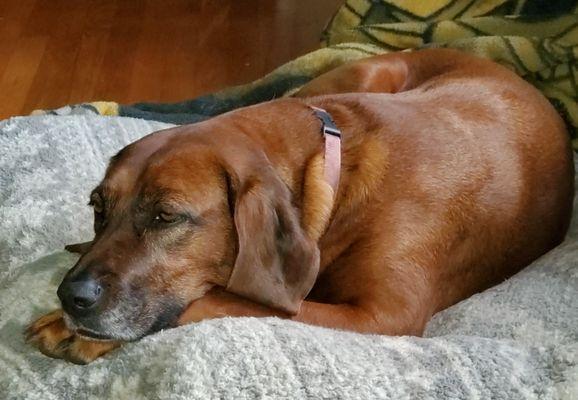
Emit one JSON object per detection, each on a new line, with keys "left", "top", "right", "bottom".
{"left": 57, "top": 274, "right": 103, "bottom": 317}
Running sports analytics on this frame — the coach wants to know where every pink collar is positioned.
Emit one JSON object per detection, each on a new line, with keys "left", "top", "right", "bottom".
{"left": 310, "top": 106, "right": 342, "bottom": 195}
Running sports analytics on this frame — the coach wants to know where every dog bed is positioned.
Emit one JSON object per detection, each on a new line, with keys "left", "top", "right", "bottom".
{"left": 0, "top": 115, "right": 576, "bottom": 399}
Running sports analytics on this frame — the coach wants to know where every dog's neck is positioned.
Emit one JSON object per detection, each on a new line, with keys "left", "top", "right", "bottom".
{"left": 227, "top": 97, "right": 388, "bottom": 265}
{"left": 298, "top": 98, "right": 391, "bottom": 271}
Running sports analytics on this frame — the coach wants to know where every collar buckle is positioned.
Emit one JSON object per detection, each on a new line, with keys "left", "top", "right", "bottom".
{"left": 323, "top": 126, "right": 341, "bottom": 138}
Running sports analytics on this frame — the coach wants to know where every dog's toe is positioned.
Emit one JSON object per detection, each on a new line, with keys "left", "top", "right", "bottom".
{"left": 65, "top": 337, "right": 120, "bottom": 364}
{"left": 26, "top": 310, "right": 74, "bottom": 359}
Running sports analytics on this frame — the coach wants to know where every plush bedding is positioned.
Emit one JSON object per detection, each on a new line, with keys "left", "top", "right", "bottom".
{"left": 0, "top": 115, "right": 576, "bottom": 399}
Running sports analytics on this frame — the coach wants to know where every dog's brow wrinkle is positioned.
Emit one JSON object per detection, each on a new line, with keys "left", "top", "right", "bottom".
{"left": 110, "top": 146, "right": 130, "bottom": 165}
{"left": 90, "top": 184, "right": 103, "bottom": 197}
{"left": 100, "top": 184, "right": 119, "bottom": 203}
{"left": 141, "top": 188, "right": 183, "bottom": 207}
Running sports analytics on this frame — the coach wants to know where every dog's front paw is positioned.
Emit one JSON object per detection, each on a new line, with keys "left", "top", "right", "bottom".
{"left": 26, "top": 310, "right": 120, "bottom": 364}
{"left": 177, "top": 287, "right": 234, "bottom": 324}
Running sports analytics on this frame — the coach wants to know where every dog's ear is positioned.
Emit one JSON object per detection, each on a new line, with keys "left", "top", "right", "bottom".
{"left": 64, "top": 241, "right": 93, "bottom": 255}
{"left": 225, "top": 163, "right": 320, "bottom": 315}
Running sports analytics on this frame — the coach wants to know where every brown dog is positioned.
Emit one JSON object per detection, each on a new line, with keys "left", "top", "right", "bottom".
{"left": 27, "top": 49, "right": 574, "bottom": 364}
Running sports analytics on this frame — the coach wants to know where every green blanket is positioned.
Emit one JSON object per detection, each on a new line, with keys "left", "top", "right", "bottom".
{"left": 34, "top": 0, "right": 578, "bottom": 148}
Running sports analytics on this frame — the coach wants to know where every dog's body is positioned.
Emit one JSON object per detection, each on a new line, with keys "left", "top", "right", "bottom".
{"left": 28, "top": 49, "right": 574, "bottom": 363}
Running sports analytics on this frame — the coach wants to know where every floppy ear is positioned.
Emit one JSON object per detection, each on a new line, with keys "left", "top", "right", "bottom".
{"left": 64, "top": 241, "right": 93, "bottom": 255}
{"left": 225, "top": 168, "right": 320, "bottom": 315}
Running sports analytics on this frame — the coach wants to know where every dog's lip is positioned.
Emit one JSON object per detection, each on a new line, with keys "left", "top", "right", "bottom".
{"left": 76, "top": 328, "right": 114, "bottom": 341}
{"left": 63, "top": 312, "right": 114, "bottom": 341}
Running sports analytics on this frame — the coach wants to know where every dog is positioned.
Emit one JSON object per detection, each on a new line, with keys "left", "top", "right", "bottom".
{"left": 27, "top": 48, "right": 574, "bottom": 364}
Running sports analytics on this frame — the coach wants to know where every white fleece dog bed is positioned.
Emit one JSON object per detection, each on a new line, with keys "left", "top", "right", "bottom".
{"left": 0, "top": 115, "right": 577, "bottom": 399}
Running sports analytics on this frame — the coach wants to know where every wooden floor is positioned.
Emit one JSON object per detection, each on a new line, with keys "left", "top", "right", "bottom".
{"left": 0, "top": 0, "right": 342, "bottom": 119}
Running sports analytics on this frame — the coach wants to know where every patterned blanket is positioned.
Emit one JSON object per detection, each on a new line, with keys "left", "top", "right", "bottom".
{"left": 33, "top": 0, "right": 578, "bottom": 148}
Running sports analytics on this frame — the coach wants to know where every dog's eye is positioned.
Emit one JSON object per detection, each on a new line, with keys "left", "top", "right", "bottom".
{"left": 154, "top": 211, "right": 179, "bottom": 224}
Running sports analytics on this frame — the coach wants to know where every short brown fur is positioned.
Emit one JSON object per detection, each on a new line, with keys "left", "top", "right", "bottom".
{"left": 28, "top": 49, "right": 574, "bottom": 363}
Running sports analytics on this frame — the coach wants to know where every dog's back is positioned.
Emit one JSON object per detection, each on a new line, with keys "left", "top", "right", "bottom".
{"left": 307, "top": 50, "right": 574, "bottom": 313}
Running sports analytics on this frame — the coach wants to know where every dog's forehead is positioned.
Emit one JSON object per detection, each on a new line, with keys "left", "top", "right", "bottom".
{"left": 104, "top": 131, "right": 177, "bottom": 189}
{"left": 141, "top": 148, "right": 227, "bottom": 207}
{"left": 100, "top": 127, "right": 223, "bottom": 203}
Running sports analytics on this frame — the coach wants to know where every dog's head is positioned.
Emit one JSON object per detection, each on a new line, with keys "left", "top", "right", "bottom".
{"left": 58, "top": 121, "right": 319, "bottom": 341}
